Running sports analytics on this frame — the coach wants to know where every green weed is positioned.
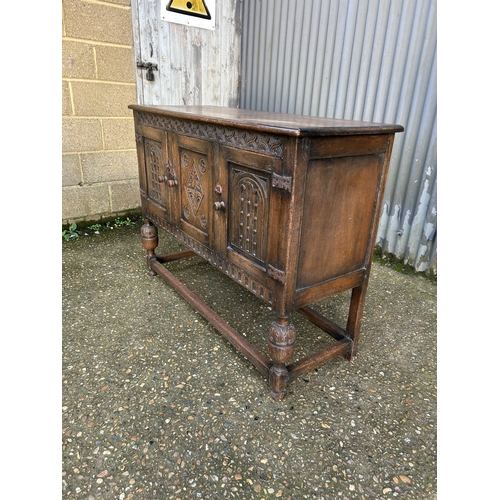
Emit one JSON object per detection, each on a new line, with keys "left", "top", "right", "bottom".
{"left": 62, "top": 223, "right": 79, "bottom": 241}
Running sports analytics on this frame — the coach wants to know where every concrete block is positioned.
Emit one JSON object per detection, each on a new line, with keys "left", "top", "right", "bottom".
{"left": 62, "top": 81, "right": 73, "bottom": 116}
{"left": 63, "top": 154, "right": 83, "bottom": 187}
{"left": 95, "top": 46, "right": 136, "bottom": 83}
{"left": 81, "top": 150, "right": 138, "bottom": 183}
{"left": 102, "top": 118, "right": 136, "bottom": 150}
{"left": 63, "top": 118, "right": 103, "bottom": 153}
{"left": 62, "top": 40, "right": 96, "bottom": 79}
{"left": 110, "top": 179, "right": 141, "bottom": 213}
{"left": 62, "top": 184, "right": 110, "bottom": 220}
{"left": 63, "top": 0, "right": 133, "bottom": 46}
{"left": 71, "top": 81, "right": 136, "bottom": 117}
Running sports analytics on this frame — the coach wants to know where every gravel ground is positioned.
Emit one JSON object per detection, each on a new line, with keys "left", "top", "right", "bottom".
{"left": 62, "top": 223, "right": 436, "bottom": 499}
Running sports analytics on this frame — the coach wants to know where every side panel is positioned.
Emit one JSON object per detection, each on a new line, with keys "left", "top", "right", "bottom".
{"left": 297, "top": 151, "right": 384, "bottom": 289}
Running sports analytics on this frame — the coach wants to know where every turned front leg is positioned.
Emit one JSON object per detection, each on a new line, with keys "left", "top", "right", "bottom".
{"left": 267, "top": 318, "right": 296, "bottom": 400}
{"left": 140, "top": 219, "right": 159, "bottom": 276}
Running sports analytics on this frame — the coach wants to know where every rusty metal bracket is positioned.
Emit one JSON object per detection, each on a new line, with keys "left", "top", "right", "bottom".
{"left": 271, "top": 172, "right": 293, "bottom": 193}
{"left": 268, "top": 264, "right": 286, "bottom": 284}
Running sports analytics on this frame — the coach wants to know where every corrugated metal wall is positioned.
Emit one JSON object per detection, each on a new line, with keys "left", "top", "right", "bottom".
{"left": 240, "top": 0, "right": 437, "bottom": 275}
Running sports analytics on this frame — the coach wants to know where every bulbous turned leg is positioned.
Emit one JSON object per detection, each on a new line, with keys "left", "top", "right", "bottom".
{"left": 267, "top": 318, "right": 296, "bottom": 400}
{"left": 140, "top": 219, "right": 158, "bottom": 276}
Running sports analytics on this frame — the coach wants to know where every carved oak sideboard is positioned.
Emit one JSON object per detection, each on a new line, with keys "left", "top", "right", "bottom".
{"left": 130, "top": 104, "right": 404, "bottom": 399}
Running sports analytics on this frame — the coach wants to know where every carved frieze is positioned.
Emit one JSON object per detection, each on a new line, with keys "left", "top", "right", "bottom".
{"left": 137, "top": 111, "right": 284, "bottom": 157}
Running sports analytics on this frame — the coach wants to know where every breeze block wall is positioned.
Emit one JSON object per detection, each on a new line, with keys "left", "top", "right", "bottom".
{"left": 62, "top": 0, "right": 140, "bottom": 224}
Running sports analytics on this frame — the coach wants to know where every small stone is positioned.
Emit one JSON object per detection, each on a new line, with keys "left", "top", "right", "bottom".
{"left": 234, "top": 474, "right": 242, "bottom": 480}
{"left": 399, "top": 475, "right": 411, "bottom": 484}
{"left": 383, "top": 488, "right": 392, "bottom": 494}
{"left": 97, "top": 470, "right": 108, "bottom": 478}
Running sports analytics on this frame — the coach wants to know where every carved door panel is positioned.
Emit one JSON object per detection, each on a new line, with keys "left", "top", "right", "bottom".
{"left": 170, "top": 134, "right": 214, "bottom": 247}
{"left": 228, "top": 166, "right": 270, "bottom": 267}
{"left": 136, "top": 125, "right": 177, "bottom": 221}
{"left": 217, "top": 146, "right": 282, "bottom": 283}
{"left": 143, "top": 137, "right": 166, "bottom": 208}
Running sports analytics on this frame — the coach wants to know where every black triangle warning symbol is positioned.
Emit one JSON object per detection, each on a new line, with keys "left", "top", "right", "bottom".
{"left": 167, "top": 0, "right": 211, "bottom": 20}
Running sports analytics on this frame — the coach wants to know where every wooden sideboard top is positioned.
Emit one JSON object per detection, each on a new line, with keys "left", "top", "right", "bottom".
{"left": 129, "top": 104, "right": 404, "bottom": 138}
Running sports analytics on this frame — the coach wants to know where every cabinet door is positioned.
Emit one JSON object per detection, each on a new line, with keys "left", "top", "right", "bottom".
{"left": 170, "top": 134, "right": 214, "bottom": 247}
{"left": 136, "top": 125, "right": 176, "bottom": 221}
{"left": 216, "top": 146, "right": 282, "bottom": 283}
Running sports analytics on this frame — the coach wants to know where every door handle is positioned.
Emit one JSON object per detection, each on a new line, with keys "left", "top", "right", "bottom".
{"left": 214, "top": 183, "right": 225, "bottom": 210}
{"left": 158, "top": 159, "right": 178, "bottom": 187}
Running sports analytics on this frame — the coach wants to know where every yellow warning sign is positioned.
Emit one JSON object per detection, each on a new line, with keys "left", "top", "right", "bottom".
{"left": 167, "top": 0, "right": 211, "bottom": 20}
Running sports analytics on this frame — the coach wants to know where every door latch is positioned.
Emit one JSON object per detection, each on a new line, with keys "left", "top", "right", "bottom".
{"left": 137, "top": 62, "right": 158, "bottom": 81}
